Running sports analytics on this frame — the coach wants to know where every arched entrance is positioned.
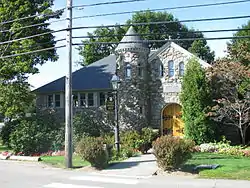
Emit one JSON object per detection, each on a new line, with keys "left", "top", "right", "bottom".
{"left": 162, "top": 103, "right": 184, "bottom": 137}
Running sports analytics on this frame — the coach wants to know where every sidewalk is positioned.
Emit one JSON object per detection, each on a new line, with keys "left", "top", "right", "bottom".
{"left": 96, "top": 154, "right": 157, "bottom": 178}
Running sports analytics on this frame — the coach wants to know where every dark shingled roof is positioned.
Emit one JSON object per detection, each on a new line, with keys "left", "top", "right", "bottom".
{"left": 34, "top": 54, "right": 116, "bottom": 93}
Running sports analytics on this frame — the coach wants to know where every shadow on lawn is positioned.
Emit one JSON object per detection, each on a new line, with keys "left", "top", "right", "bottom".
{"left": 180, "top": 164, "right": 223, "bottom": 174}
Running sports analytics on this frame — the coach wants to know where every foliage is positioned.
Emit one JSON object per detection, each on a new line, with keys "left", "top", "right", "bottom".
{"left": 207, "top": 60, "right": 250, "bottom": 145}
{"left": 9, "top": 109, "right": 63, "bottom": 155}
{"left": 228, "top": 20, "right": 250, "bottom": 67}
{"left": 0, "top": 119, "right": 19, "bottom": 147}
{"left": 180, "top": 58, "right": 214, "bottom": 144}
{"left": 153, "top": 136, "right": 195, "bottom": 171}
{"left": 73, "top": 109, "right": 112, "bottom": 143}
{"left": 0, "top": 81, "right": 35, "bottom": 120}
{"left": 77, "top": 11, "right": 214, "bottom": 65}
{"left": 189, "top": 40, "right": 215, "bottom": 64}
{"left": 120, "top": 128, "right": 158, "bottom": 154}
{"left": 0, "top": 0, "right": 62, "bottom": 120}
{"left": 76, "top": 136, "right": 109, "bottom": 169}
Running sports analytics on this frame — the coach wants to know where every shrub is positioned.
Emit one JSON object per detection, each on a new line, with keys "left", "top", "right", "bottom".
{"left": 139, "top": 128, "right": 159, "bottom": 153}
{"left": 121, "top": 130, "right": 141, "bottom": 149}
{"left": 153, "top": 136, "right": 195, "bottom": 171}
{"left": 76, "top": 136, "right": 108, "bottom": 169}
{"left": 73, "top": 110, "right": 112, "bottom": 142}
{"left": 9, "top": 110, "right": 63, "bottom": 155}
{"left": 0, "top": 120, "right": 19, "bottom": 147}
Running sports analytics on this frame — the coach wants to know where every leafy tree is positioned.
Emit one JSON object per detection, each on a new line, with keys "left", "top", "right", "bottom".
{"left": 207, "top": 60, "right": 250, "bottom": 144}
{"left": 180, "top": 58, "right": 214, "bottom": 144}
{"left": 0, "top": 80, "right": 34, "bottom": 120}
{"left": 0, "top": 0, "right": 62, "bottom": 118}
{"left": 78, "top": 11, "right": 214, "bottom": 65}
{"left": 228, "top": 20, "right": 250, "bottom": 67}
{"left": 189, "top": 40, "right": 215, "bottom": 64}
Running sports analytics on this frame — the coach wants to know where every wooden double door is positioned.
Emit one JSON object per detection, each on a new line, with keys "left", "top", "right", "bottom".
{"left": 162, "top": 103, "right": 184, "bottom": 137}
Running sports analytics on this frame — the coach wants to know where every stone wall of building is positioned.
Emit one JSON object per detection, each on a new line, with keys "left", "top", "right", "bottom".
{"left": 149, "top": 44, "right": 191, "bottom": 129}
{"left": 116, "top": 50, "right": 150, "bottom": 130}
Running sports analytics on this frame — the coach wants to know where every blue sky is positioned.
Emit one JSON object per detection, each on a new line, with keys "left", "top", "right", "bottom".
{"left": 28, "top": 0, "right": 250, "bottom": 89}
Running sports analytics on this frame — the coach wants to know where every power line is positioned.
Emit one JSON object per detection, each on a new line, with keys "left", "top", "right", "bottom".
{"left": 0, "top": 8, "right": 65, "bottom": 26}
{"left": 72, "top": 0, "right": 250, "bottom": 19}
{"left": 12, "top": 38, "right": 66, "bottom": 51}
{"left": 73, "top": 36, "right": 250, "bottom": 45}
{"left": 74, "top": 0, "right": 146, "bottom": 9}
{"left": 72, "top": 28, "right": 250, "bottom": 39}
{"left": 0, "top": 19, "right": 66, "bottom": 33}
{"left": 0, "top": 29, "right": 66, "bottom": 46}
{"left": 0, "top": 45, "right": 66, "bottom": 59}
{"left": 71, "top": 15, "right": 250, "bottom": 30}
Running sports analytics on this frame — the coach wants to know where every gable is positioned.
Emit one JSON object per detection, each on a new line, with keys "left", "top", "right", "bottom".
{"left": 149, "top": 42, "right": 211, "bottom": 68}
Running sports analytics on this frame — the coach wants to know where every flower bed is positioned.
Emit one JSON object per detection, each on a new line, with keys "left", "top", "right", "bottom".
{"left": 196, "top": 139, "right": 250, "bottom": 158}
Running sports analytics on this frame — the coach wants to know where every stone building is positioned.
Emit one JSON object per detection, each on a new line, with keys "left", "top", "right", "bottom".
{"left": 34, "top": 26, "right": 211, "bottom": 136}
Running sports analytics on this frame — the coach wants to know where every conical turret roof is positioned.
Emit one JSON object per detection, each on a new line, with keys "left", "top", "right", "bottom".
{"left": 115, "top": 26, "right": 149, "bottom": 52}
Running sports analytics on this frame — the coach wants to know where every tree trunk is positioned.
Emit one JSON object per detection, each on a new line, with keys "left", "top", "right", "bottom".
{"left": 239, "top": 114, "right": 246, "bottom": 145}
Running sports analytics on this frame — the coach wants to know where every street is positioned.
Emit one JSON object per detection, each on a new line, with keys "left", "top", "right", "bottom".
{"left": 1, "top": 160, "right": 250, "bottom": 188}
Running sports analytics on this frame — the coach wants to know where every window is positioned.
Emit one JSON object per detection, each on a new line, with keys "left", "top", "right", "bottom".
{"left": 80, "top": 93, "right": 86, "bottom": 107}
{"left": 168, "top": 60, "right": 174, "bottom": 77}
{"left": 73, "top": 94, "right": 78, "bottom": 107}
{"left": 138, "top": 63, "right": 143, "bottom": 77}
{"left": 139, "top": 106, "right": 143, "bottom": 114}
{"left": 88, "top": 93, "right": 94, "bottom": 107}
{"left": 55, "top": 94, "right": 60, "bottom": 107}
{"left": 99, "top": 92, "right": 106, "bottom": 106}
{"left": 47, "top": 95, "right": 53, "bottom": 107}
{"left": 179, "top": 62, "right": 184, "bottom": 76}
{"left": 125, "top": 63, "right": 132, "bottom": 78}
{"left": 159, "top": 63, "right": 164, "bottom": 77}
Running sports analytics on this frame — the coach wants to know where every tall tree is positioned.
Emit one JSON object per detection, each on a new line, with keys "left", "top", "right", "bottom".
{"left": 0, "top": 0, "right": 62, "bottom": 118}
{"left": 180, "top": 58, "right": 214, "bottom": 144}
{"left": 228, "top": 20, "right": 250, "bottom": 67}
{"left": 189, "top": 40, "right": 215, "bottom": 64}
{"left": 207, "top": 59, "right": 250, "bottom": 144}
{"left": 77, "top": 11, "right": 215, "bottom": 66}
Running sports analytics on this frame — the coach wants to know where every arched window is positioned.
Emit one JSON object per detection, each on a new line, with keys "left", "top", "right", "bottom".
{"left": 159, "top": 63, "right": 164, "bottom": 77}
{"left": 125, "top": 63, "right": 132, "bottom": 78}
{"left": 179, "top": 62, "right": 184, "bottom": 76}
{"left": 168, "top": 60, "right": 174, "bottom": 77}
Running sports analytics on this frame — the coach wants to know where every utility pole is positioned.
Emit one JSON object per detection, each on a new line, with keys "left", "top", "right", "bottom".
{"left": 65, "top": 0, "right": 73, "bottom": 168}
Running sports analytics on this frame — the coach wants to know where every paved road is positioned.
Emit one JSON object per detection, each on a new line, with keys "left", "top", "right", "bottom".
{"left": 1, "top": 160, "right": 250, "bottom": 188}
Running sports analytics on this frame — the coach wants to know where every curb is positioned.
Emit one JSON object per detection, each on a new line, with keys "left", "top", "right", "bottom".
{"left": 9, "top": 156, "right": 41, "bottom": 162}
{"left": 0, "top": 155, "right": 9, "bottom": 160}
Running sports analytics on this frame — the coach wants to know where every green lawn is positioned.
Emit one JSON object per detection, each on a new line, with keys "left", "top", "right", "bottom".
{"left": 41, "top": 155, "right": 90, "bottom": 168}
{"left": 183, "top": 152, "right": 250, "bottom": 180}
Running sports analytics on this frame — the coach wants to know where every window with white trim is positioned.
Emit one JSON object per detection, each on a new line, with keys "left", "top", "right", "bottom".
{"left": 80, "top": 93, "right": 86, "bottom": 107}
{"left": 55, "top": 94, "right": 61, "bottom": 107}
{"left": 73, "top": 94, "right": 78, "bottom": 107}
{"left": 159, "top": 63, "right": 164, "bottom": 77}
{"left": 168, "top": 60, "right": 174, "bottom": 77}
{"left": 179, "top": 61, "right": 184, "bottom": 77}
{"left": 88, "top": 93, "right": 94, "bottom": 107}
{"left": 99, "top": 92, "right": 106, "bottom": 106}
{"left": 47, "top": 95, "right": 53, "bottom": 107}
{"left": 125, "top": 63, "right": 132, "bottom": 79}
